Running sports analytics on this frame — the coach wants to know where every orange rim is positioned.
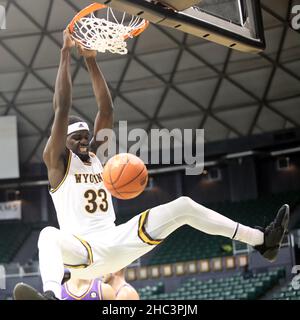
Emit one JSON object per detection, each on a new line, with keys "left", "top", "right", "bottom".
{"left": 125, "top": 20, "right": 150, "bottom": 40}
{"left": 68, "top": 3, "right": 106, "bottom": 33}
{"left": 68, "top": 2, "right": 149, "bottom": 39}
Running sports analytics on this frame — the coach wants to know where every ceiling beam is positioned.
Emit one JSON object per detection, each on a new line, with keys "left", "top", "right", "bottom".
{"left": 248, "top": 0, "right": 294, "bottom": 134}
{"left": 153, "top": 25, "right": 300, "bottom": 129}
{"left": 261, "top": 3, "right": 300, "bottom": 35}
{"left": 198, "top": 49, "right": 232, "bottom": 129}
{"left": 146, "top": 34, "right": 188, "bottom": 133}
{"left": 3, "top": 0, "right": 54, "bottom": 117}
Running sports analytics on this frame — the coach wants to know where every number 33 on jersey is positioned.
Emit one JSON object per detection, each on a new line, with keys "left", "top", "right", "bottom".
{"left": 50, "top": 151, "right": 116, "bottom": 235}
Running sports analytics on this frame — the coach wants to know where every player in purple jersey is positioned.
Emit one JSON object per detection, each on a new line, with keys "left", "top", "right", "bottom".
{"left": 103, "top": 268, "right": 139, "bottom": 300}
{"left": 61, "top": 271, "right": 115, "bottom": 300}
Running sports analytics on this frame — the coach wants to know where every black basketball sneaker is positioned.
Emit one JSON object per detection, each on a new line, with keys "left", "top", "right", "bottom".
{"left": 254, "top": 204, "right": 290, "bottom": 262}
{"left": 13, "top": 283, "right": 57, "bottom": 300}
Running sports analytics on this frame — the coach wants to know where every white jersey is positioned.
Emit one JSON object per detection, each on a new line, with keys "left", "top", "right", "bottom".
{"left": 50, "top": 150, "right": 116, "bottom": 236}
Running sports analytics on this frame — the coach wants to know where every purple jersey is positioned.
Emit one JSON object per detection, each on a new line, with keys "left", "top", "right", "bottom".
{"left": 115, "top": 283, "right": 134, "bottom": 298}
{"left": 61, "top": 279, "right": 104, "bottom": 300}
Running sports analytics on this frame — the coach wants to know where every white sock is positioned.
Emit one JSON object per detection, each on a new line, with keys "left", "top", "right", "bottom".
{"left": 233, "top": 223, "right": 264, "bottom": 247}
{"left": 43, "top": 281, "right": 62, "bottom": 300}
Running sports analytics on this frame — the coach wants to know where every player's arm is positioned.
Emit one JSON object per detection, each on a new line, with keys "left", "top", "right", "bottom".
{"left": 80, "top": 49, "right": 114, "bottom": 153}
{"left": 102, "top": 283, "right": 116, "bottom": 300}
{"left": 43, "top": 30, "right": 74, "bottom": 188}
{"left": 116, "top": 286, "right": 140, "bottom": 300}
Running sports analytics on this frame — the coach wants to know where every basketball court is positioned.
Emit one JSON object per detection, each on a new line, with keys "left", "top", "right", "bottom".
{"left": 0, "top": 0, "right": 300, "bottom": 306}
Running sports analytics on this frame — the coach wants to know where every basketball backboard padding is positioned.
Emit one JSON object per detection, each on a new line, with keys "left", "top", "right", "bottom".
{"left": 155, "top": 0, "right": 202, "bottom": 12}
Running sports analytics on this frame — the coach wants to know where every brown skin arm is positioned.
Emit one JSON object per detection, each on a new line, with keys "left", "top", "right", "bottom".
{"left": 77, "top": 47, "right": 114, "bottom": 154}
{"left": 43, "top": 30, "right": 75, "bottom": 189}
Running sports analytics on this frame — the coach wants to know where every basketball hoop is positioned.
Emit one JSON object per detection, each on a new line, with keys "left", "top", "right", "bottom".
{"left": 68, "top": 3, "right": 149, "bottom": 55}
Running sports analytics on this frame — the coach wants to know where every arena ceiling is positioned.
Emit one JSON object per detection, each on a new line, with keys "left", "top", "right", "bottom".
{"left": 0, "top": 0, "right": 299, "bottom": 166}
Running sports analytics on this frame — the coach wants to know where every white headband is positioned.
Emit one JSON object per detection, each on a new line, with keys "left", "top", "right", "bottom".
{"left": 67, "top": 122, "right": 90, "bottom": 135}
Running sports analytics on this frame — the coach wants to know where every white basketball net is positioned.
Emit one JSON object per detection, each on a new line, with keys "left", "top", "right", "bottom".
{"left": 71, "top": 8, "right": 146, "bottom": 55}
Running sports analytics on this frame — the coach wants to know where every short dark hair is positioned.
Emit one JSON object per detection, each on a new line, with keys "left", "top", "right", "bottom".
{"left": 68, "top": 115, "right": 85, "bottom": 125}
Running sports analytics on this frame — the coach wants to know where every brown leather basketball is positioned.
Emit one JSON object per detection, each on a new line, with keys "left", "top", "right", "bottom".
{"left": 102, "top": 153, "right": 148, "bottom": 200}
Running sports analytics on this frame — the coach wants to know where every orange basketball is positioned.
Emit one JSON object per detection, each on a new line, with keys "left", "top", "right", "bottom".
{"left": 102, "top": 153, "right": 148, "bottom": 200}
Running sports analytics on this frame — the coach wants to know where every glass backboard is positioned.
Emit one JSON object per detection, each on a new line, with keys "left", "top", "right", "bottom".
{"left": 97, "top": 0, "right": 265, "bottom": 53}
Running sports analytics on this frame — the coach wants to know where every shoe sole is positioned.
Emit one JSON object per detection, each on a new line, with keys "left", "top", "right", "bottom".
{"left": 276, "top": 204, "right": 290, "bottom": 229}
{"left": 275, "top": 204, "right": 290, "bottom": 238}
{"left": 266, "top": 204, "right": 290, "bottom": 262}
{"left": 13, "top": 283, "right": 45, "bottom": 300}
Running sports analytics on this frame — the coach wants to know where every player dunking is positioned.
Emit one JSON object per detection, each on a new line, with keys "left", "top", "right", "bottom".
{"left": 14, "top": 30, "right": 289, "bottom": 300}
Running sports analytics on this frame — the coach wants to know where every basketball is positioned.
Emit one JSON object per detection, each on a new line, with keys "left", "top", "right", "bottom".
{"left": 102, "top": 153, "right": 148, "bottom": 200}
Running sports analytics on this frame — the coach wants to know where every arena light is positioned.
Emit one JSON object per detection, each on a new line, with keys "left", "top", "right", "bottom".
{"left": 225, "top": 257, "right": 236, "bottom": 270}
{"left": 212, "top": 258, "right": 223, "bottom": 271}
{"left": 271, "top": 146, "right": 300, "bottom": 157}
{"left": 149, "top": 266, "right": 160, "bottom": 278}
{"left": 199, "top": 259, "right": 210, "bottom": 273}
{"left": 148, "top": 160, "right": 218, "bottom": 175}
{"left": 175, "top": 263, "right": 186, "bottom": 276}
{"left": 224, "top": 150, "right": 256, "bottom": 159}
{"left": 137, "top": 267, "right": 148, "bottom": 280}
{"left": 162, "top": 264, "right": 173, "bottom": 277}
{"left": 125, "top": 268, "right": 137, "bottom": 281}
{"left": 186, "top": 261, "right": 198, "bottom": 274}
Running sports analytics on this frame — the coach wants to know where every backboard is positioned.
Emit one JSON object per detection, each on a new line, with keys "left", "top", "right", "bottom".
{"left": 96, "top": 0, "right": 266, "bottom": 53}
